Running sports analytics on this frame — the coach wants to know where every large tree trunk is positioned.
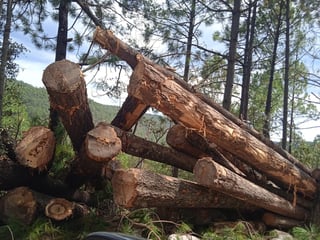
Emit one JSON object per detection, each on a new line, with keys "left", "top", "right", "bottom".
{"left": 0, "top": 0, "right": 13, "bottom": 125}
{"left": 194, "top": 157, "right": 309, "bottom": 220}
{"left": 112, "top": 168, "right": 254, "bottom": 210}
{"left": 127, "top": 59, "right": 317, "bottom": 198}
{"left": 42, "top": 59, "right": 94, "bottom": 152}
{"left": 222, "top": 0, "right": 241, "bottom": 110}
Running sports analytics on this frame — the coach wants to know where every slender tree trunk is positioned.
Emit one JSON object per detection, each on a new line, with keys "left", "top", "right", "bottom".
{"left": 262, "top": 1, "right": 284, "bottom": 138}
{"left": 288, "top": 77, "right": 295, "bottom": 153}
{"left": 0, "top": 0, "right": 13, "bottom": 126}
{"left": 49, "top": 0, "right": 69, "bottom": 135}
{"left": 183, "top": 0, "right": 196, "bottom": 82}
{"left": 223, "top": 0, "right": 241, "bottom": 110}
{"left": 239, "top": 0, "right": 257, "bottom": 120}
{"left": 282, "top": 0, "right": 290, "bottom": 149}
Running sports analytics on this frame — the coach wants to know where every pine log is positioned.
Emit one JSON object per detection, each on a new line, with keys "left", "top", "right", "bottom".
{"left": 262, "top": 212, "right": 304, "bottom": 229}
{"left": 194, "top": 158, "right": 309, "bottom": 220}
{"left": 166, "top": 124, "right": 244, "bottom": 176}
{"left": 93, "top": 27, "right": 311, "bottom": 177}
{"left": 42, "top": 59, "right": 94, "bottom": 152}
{"left": 110, "top": 124, "right": 197, "bottom": 172}
{"left": 111, "top": 168, "right": 254, "bottom": 209}
{"left": 0, "top": 187, "right": 37, "bottom": 225}
{"left": 128, "top": 60, "right": 317, "bottom": 198}
{"left": 85, "top": 122, "right": 122, "bottom": 162}
{"left": 167, "top": 125, "right": 313, "bottom": 210}
{"left": 45, "top": 198, "right": 74, "bottom": 221}
{"left": 111, "top": 95, "right": 149, "bottom": 131}
{"left": 15, "top": 126, "right": 55, "bottom": 171}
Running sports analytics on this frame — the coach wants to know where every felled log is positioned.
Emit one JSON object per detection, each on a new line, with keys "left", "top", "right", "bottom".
{"left": 0, "top": 187, "right": 90, "bottom": 225}
{"left": 85, "top": 122, "right": 122, "bottom": 162}
{"left": 0, "top": 186, "right": 37, "bottom": 225}
{"left": 167, "top": 124, "right": 244, "bottom": 176}
{"left": 111, "top": 95, "right": 149, "bottom": 131}
{"left": 93, "top": 26, "right": 311, "bottom": 179}
{"left": 262, "top": 212, "right": 304, "bottom": 229}
{"left": 111, "top": 168, "right": 254, "bottom": 209}
{"left": 93, "top": 27, "right": 312, "bottom": 177}
{"left": 166, "top": 125, "right": 312, "bottom": 209}
{"left": 42, "top": 59, "right": 94, "bottom": 152}
{"left": 15, "top": 126, "right": 55, "bottom": 171}
{"left": 128, "top": 59, "right": 317, "bottom": 198}
{"left": 194, "top": 158, "right": 309, "bottom": 220}
{"left": 110, "top": 124, "right": 196, "bottom": 172}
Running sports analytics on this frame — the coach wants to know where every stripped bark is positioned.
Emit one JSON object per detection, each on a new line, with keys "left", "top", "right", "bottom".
{"left": 194, "top": 157, "right": 309, "bottom": 220}
{"left": 112, "top": 168, "right": 254, "bottom": 209}
{"left": 93, "top": 26, "right": 311, "bottom": 177}
{"left": 42, "top": 59, "right": 94, "bottom": 152}
{"left": 128, "top": 59, "right": 317, "bottom": 198}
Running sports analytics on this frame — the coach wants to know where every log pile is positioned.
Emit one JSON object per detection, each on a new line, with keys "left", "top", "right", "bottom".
{"left": 0, "top": 27, "right": 319, "bottom": 231}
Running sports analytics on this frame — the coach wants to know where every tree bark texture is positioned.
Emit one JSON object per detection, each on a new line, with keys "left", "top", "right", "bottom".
{"left": 194, "top": 158, "right": 309, "bottom": 220}
{"left": 93, "top": 27, "right": 312, "bottom": 177}
{"left": 128, "top": 60, "right": 317, "bottom": 198}
{"left": 110, "top": 124, "right": 197, "bottom": 172}
{"left": 111, "top": 95, "right": 149, "bottom": 131}
{"left": 112, "top": 168, "right": 254, "bottom": 209}
{"left": 262, "top": 212, "right": 304, "bottom": 229}
{"left": 42, "top": 59, "right": 94, "bottom": 152}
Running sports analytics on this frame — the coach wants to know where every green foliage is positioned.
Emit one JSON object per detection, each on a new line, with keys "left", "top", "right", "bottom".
{"left": 291, "top": 225, "right": 320, "bottom": 240}
{"left": 49, "top": 138, "right": 74, "bottom": 179}
{"left": 119, "top": 208, "right": 165, "bottom": 239}
{"left": 202, "top": 222, "right": 264, "bottom": 240}
{"left": 3, "top": 79, "right": 31, "bottom": 139}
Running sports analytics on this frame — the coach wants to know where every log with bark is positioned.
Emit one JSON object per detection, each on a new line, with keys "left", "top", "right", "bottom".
{"left": 110, "top": 124, "right": 197, "bottom": 172}
{"left": 111, "top": 95, "right": 149, "bottom": 131}
{"left": 0, "top": 186, "right": 90, "bottom": 225}
{"left": 111, "top": 168, "right": 254, "bottom": 209}
{"left": 166, "top": 124, "right": 245, "bottom": 176}
{"left": 93, "top": 26, "right": 312, "bottom": 177}
{"left": 127, "top": 59, "right": 317, "bottom": 198}
{"left": 166, "top": 124, "right": 313, "bottom": 209}
{"left": 15, "top": 126, "right": 55, "bottom": 172}
{"left": 42, "top": 59, "right": 94, "bottom": 152}
{"left": 193, "top": 157, "right": 309, "bottom": 220}
{"left": 262, "top": 212, "right": 304, "bottom": 229}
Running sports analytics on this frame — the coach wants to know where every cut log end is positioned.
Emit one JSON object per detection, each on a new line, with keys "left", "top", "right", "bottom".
{"left": 15, "top": 126, "right": 55, "bottom": 171}
{"left": 42, "top": 59, "right": 83, "bottom": 93}
{"left": 45, "top": 198, "right": 74, "bottom": 221}
{"left": 85, "top": 122, "right": 122, "bottom": 162}
{"left": 0, "top": 187, "right": 37, "bottom": 225}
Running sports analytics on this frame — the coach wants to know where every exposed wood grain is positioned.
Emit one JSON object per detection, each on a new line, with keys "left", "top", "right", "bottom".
{"left": 112, "top": 168, "right": 254, "bottom": 209}
{"left": 194, "top": 157, "right": 309, "bottom": 220}
{"left": 128, "top": 60, "right": 317, "bottom": 198}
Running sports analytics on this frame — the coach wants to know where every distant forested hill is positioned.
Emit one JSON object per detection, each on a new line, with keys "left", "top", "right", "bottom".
{"left": 17, "top": 80, "right": 121, "bottom": 124}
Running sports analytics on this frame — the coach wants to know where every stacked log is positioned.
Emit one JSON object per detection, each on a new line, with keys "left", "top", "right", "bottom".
{"left": 1, "top": 28, "right": 319, "bottom": 230}
{"left": 92, "top": 27, "right": 319, "bottom": 228}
